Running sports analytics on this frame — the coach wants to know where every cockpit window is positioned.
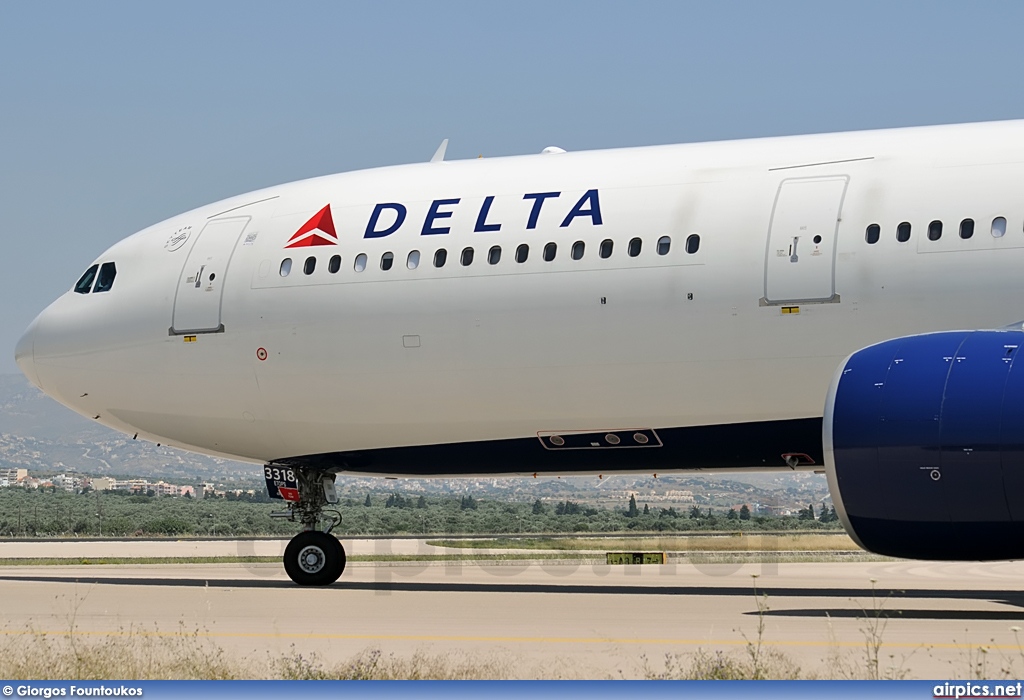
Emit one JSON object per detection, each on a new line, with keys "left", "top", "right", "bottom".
{"left": 74, "top": 265, "right": 99, "bottom": 294}
{"left": 93, "top": 262, "right": 117, "bottom": 293}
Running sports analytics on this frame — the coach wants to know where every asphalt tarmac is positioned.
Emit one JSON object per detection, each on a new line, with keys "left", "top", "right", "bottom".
{"left": 1, "top": 539, "right": 1023, "bottom": 679}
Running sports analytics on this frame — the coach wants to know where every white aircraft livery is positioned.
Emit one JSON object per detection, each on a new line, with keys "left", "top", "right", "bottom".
{"left": 15, "top": 120, "right": 1024, "bottom": 584}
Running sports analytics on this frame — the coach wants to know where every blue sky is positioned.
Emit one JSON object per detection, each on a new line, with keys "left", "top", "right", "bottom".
{"left": 3, "top": 1, "right": 1024, "bottom": 373}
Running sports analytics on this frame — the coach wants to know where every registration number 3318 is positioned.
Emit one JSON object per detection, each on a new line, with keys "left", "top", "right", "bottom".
{"left": 264, "top": 466, "right": 299, "bottom": 501}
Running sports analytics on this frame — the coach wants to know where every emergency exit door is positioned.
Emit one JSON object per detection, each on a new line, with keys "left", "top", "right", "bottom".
{"left": 170, "top": 217, "right": 250, "bottom": 334}
{"left": 763, "top": 176, "right": 848, "bottom": 305}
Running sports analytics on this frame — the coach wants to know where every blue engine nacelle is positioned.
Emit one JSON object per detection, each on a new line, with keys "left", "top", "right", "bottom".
{"left": 825, "top": 329, "right": 1024, "bottom": 560}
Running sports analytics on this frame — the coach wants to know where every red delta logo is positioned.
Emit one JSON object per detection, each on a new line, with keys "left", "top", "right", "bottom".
{"left": 284, "top": 204, "right": 339, "bottom": 248}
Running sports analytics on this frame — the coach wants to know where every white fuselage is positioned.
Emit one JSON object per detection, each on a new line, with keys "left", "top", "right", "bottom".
{"left": 16, "top": 120, "right": 1024, "bottom": 471}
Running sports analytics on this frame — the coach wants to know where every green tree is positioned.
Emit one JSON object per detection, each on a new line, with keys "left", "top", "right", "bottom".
{"left": 689, "top": 505, "right": 703, "bottom": 520}
{"left": 556, "top": 500, "right": 581, "bottom": 515}
{"left": 739, "top": 504, "right": 751, "bottom": 520}
{"left": 364, "top": 494, "right": 372, "bottom": 507}
{"left": 417, "top": 495, "right": 427, "bottom": 509}
{"left": 531, "top": 499, "right": 545, "bottom": 515}
{"left": 642, "top": 503, "right": 650, "bottom": 516}
{"left": 727, "top": 508, "right": 738, "bottom": 520}
{"left": 627, "top": 494, "right": 639, "bottom": 518}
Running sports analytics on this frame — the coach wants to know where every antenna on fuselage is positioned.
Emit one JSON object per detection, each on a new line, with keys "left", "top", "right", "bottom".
{"left": 430, "top": 139, "right": 449, "bottom": 163}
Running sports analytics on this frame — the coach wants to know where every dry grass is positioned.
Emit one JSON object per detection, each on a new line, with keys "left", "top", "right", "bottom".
{"left": 644, "top": 647, "right": 805, "bottom": 680}
{"left": 0, "top": 627, "right": 521, "bottom": 680}
{"left": 276, "top": 647, "right": 513, "bottom": 680}
{"left": 8, "top": 580, "right": 1020, "bottom": 680}
{"left": 0, "top": 625, "right": 244, "bottom": 680}
{"left": 6, "top": 618, "right": 1020, "bottom": 680}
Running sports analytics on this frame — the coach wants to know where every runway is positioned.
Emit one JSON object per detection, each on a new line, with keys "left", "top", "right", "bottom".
{"left": 1, "top": 541, "right": 1024, "bottom": 678}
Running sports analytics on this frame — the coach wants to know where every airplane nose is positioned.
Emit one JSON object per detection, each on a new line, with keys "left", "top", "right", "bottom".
{"left": 15, "top": 317, "right": 41, "bottom": 390}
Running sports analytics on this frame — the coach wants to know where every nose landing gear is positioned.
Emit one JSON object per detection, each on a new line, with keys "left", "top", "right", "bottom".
{"left": 268, "top": 465, "right": 345, "bottom": 586}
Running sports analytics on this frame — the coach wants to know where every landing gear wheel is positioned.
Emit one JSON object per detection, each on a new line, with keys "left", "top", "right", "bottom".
{"left": 283, "top": 531, "right": 346, "bottom": 586}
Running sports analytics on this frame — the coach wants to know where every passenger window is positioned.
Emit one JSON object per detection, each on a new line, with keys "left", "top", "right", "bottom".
{"left": 74, "top": 264, "right": 99, "bottom": 294}
{"left": 571, "top": 241, "right": 585, "bottom": 260}
{"left": 896, "top": 222, "right": 912, "bottom": 243}
{"left": 543, "top": 242, "right": 557, "bottom": 262}
{"left": 381, "top": 252, "right": 394, "bottom": 271}
{"left": 434, "top": 249, "right": 447, "bottom": 268}
{"left": 461, "top": 247, "right": 474, "bottom": 266}
{"left": 960, "top": 219, "right": 975, "bottom": 239}
{"left": 354, "top": 254, "right": 367, "bottom": 272}
{"left": 628, "top": 237, "right": 642, "bottom": 257}
{"left": 279, "top": 259, "right": 292, "bottom": 277}
{"left": 328, "top": 255, "right": 341, "bottom": 274}
{"left": 407, "top": 250, "right": 420, "bottom": 269}
{"left": 304, "top": 256, "right": 316, "bottom": 275}
{"left": 599, "top": 239, "right": 613, "bottom": 259}
{"left": 927, "top": 221, "right": 942, "bottom": 241}
{"left": 515, "top": 244, "right": 529, "bottom": 263}
{"left": 93, "top": 262, "right": 117, "bottom": 293}
{"left": 657, "top": 236, "right": 671, "bottom": 255}
{"left": 992, "top": 217, "right": 1007, "bottom": 238}
{"left": 686, "top": 234, "right": 701, "bottom": 254}
{"left": 865, "top": 224, "right": 880, "bottom": 244}
{"left": 488, "top": 246, "right": 501, "bottom": 265}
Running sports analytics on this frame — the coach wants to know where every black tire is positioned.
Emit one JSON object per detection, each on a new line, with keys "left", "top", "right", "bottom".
{"left": 283, "top": 531, "right": 346, "bottom": 586}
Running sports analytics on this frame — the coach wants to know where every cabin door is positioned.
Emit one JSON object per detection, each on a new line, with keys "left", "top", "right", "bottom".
{"left": 170, "top": 216, "right": 250, "bottom": 334}
{"left": 762, "top": 176, "right": 848, "bottom": 305}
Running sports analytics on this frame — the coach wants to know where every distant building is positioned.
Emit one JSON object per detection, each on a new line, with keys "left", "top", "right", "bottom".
{"left": 125, "top": 479, "right": 149, "bottom": 493}
{"left": 0, "top": 468, "right": 27, "bottom": 487}
{"left": 91, "top": 477, "right": 115, "bottom": 491}
{"left": 51, "top": 474, "right": 82, "bottom": 492}
{"left": 150, "top": 481, "right": 179, "bottom": 496}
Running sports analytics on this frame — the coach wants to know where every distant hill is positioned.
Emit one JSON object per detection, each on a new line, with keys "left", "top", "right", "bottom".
{"left": 0, "top": 374, "right": 255, "bottom": 484}
{"left": 0, "top": 373, "right": 107, "bottom": 441}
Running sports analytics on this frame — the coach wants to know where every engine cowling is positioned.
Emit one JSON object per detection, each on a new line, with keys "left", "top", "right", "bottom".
{"left": 825, "top": 329, "right": 1024, "bottom": 560}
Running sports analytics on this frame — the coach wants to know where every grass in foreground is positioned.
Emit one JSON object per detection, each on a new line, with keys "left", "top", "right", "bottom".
{"left": 0, "top": 624, "right": 818, "bottom": 680}
{"left": 0, "top": 626, "right": 517, "bottom": 680}
{"left": 4, "top": 580, "right": 1023, "bottom": 680}
{"left": 0, "top": 625, "right": 241, "bottom": 680}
